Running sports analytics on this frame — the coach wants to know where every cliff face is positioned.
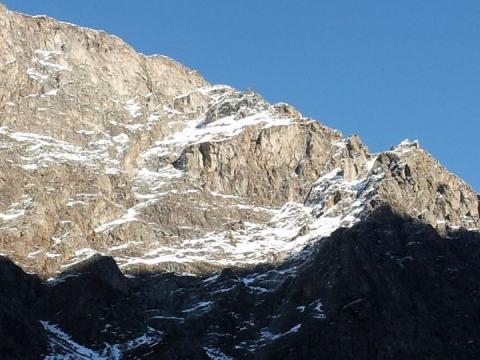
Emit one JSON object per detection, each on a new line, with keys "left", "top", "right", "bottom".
{"left": 0, "top": 4, "right": 479, "bottom": 359}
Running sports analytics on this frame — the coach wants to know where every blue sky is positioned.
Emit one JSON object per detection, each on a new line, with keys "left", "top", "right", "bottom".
{"left": 4, "top": 0, "right": 480, "bottom": 190}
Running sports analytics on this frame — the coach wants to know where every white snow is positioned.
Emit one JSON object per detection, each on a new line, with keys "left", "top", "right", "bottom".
{"left": 0, "top": 209, "right": 25, "bottom": 221}
{"left": 311, "top": 299, "right": 327, "bottom": 319}
{"left": 204, "top": 347, "right": 234, "bottom": 360}
{"left": 61, "top": 248, "right": 100, "bottom": 269}
{"left": 143, "top": 110, "right": 292, "bottom": 160}
{"left": 27, "top": 49, "right": 71, "bottom": 84}
{"left": 118, "top": 195, "right": 346, "bottom": 270}
{"left": 41, "top": 321, "right": 105, "bottom": 360}
{"left": 182, "top": 301, "right": 214, "bottom": 314}
{"left": 108, "top": 241, "right": 142, "bottom": 252}
{"left": 27, "top": 68, "right": 48, "bottom": 82}
{"left": 259, "top": 323, "right": 302, "bottom": 342}
{"left": 102, "top": 329, "right": 162, "bottom": 359}
{"left": 94, "top": 207, "right": 139, "bottom": 233}
{"left": 0, "top": 197, "right": 33, "bottom": 224}
{"left": 33, "top": 49, "right": 71, "bottom": 72}
{"left": 240, "top": 323, "right": 303, "bottom": 351}
{"left": 150, "top": 315, "right": 185, "bottom": 322}
{"left": 46, "top": 252, "right": 62, "bottom": 258}
{"left": 124, "top": 99, "right": 142, "bottom": 118}
{"left": 52, "top": 233, "right": 69, "bottom": 245}
{"left": 42, "top": 89, "right": 60, "bottom": 97}
{"left": 22, "top": 163, "right": 39, "bottom": 170}
{"left": 76, "top": 130, "right": 96, "bottom": 136}
{"left": 147, "top": 114, "right": 160, "bottom": 124}
{"left": 5, "top": 130, "right": 111, "bottom": 169}
{"left": 390, "top": 139, "right": 420, "bottom": 155}
{"left": 28, "top": 250, "right": 43, "bottom": 258}
{"left": 132, "top": 165, "right": 183, "bottom": 199}
{"left": 112, "top": 133, "right": 129, "bottom": 153}
{"left": 94, "top": 187, "right": 164, "bottom": 234}
{"left": 113, "top": 133, "right": 129, "bottom": 144}
{"left": 41, "top": 321, "right": 161, "bottom": 360}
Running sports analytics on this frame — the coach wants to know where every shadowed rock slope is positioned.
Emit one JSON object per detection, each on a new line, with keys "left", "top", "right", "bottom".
{"left": 1, "top": 209, "right": 480, "bottom": 359}
{"left": 0, "top": 3, "right": 479, "bottom": 359}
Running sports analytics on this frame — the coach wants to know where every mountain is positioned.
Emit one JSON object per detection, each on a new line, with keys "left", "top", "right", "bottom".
{"left": 0, "top": 4, "right": 479, "bottom": 359}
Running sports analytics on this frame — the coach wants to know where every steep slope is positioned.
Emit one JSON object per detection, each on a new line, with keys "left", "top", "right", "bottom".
{"left": 0, "top": 4, "right": 480, "bottom": 359}
{"left": 2, "top": 209, "right": 480, "bottom": 359}
{"left": 0, "top": 4, "right": 478, "bottom": 278}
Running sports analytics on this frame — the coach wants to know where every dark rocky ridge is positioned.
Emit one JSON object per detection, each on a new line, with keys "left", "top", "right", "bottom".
{"left": 2, "top": 208, "right": 480, "bottom": 359}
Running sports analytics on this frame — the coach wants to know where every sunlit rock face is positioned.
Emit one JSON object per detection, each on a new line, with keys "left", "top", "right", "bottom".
{"left": 0, "top": 4, "right": 479, "bottom": 359}
{"left": 1, "top": 6, "right": 478, "bottom": 277}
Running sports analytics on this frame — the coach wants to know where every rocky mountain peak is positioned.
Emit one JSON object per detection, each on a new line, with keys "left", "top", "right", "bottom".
{"left": 0, "top": 5, "right": 478, "bottom": 278}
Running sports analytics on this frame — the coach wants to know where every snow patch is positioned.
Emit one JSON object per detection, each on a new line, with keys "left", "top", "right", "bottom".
{"left": 124, "top": 99, "right": 142, "bottom": 118}
{"left": 94, "top": 207, "right": 139, "bottom": 233}
{"left": 27, "top": 68, "right": 48, "bottom": 82}
{"left": 41, "top": 321, "right": 162, "bottom": 360}
{"left": 41, "top": 321, "right": 104, "bottom": 360}
{"left": 204, "top": 347, "right": 234, "bottom": 360}
{"left": 143, "top": 111, "right": 292, "bottom": 160}
{"left": 61, "top": 248, "right": 100, "bottom": 269}
{"left": 0, "top": 209, "right": 25, "bottom": 221}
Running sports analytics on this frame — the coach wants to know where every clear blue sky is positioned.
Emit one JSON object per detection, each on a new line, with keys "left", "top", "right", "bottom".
{"left": 4, "top": 0, "right": 480, "bottom": 190}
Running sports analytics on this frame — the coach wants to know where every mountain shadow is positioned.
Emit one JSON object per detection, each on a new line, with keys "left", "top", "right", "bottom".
{"left": 1, "top": 206, "right": 480, "bottom": 359}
